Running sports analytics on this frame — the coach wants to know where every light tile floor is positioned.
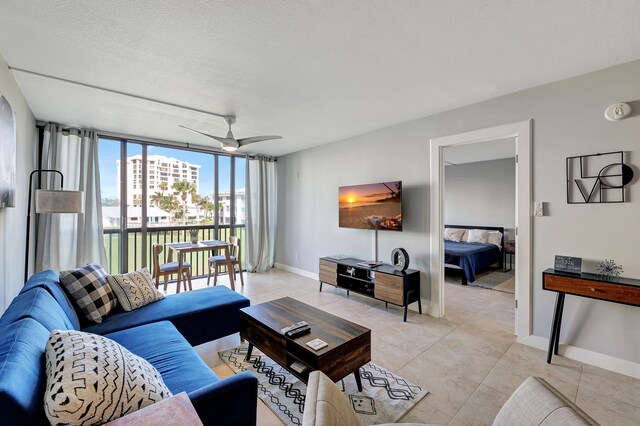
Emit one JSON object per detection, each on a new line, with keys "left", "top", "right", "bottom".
{"left": 168, "top": 268, "right": 640, "bottom": 426}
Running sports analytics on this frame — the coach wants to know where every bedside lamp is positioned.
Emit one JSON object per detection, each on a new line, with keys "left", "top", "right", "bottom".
{"left": 24, "top": 169, "right": 84, "bottom": 282}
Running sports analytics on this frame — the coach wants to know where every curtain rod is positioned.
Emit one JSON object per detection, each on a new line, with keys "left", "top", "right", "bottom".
{"left": 11, "top": 67, "right": 227, "bottom": 119}
{"left": 35, "top": 122, "right": 276, "bottom": 161}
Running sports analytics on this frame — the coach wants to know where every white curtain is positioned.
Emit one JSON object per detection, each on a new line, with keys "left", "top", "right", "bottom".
{"left": 36, "top": 123, "right": 108, "bottom": 272}
{"left": 246, "top": 155, "right": 277, "bottom": 272}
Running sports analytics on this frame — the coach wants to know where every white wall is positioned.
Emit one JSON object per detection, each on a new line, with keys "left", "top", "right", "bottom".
{"left": 276, "top": 59, "right": 640, "bottom": 364}
{"left": 444, "top": 158, "right": 515, "bottom": 236}
{"left": 0, "top": 53, "right": 36, "bottom": 310}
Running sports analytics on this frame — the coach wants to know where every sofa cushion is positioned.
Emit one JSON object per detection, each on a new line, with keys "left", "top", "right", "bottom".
{"left": 22, "top": 269, "right": 81, "bottom": 329}
{"left": 106, "top": 267, "right": 164, "bottom": 311}
{"left": 159, "top": 261, "right": 191, "bottom": 272}
{"left": 303, "top": 370, "right": 360, "bottom": 426}
{"left": 209, "top": 255, "right": 237, "bottom": 263}
{"left": 59, "top": 263, "right": 118, "bottom": 323}
{"left": 105, "top": 321, "right": 220, "bottom": 394}
{"left": 0, "top": 318, "right": 50, "bottom": 425}
{"left": 0, "top": 288, "right": 76, "bottom": 331}
{"left": 493, "top": 376, "right": 597, "bottom": 425}
{"left": 44, "top": 329, "right": 172, "bottom": 425}
{"left": 84, "top": 285, "right": 250, "bottom": 346}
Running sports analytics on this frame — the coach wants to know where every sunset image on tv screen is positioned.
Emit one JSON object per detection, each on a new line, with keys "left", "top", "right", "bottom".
{"left": 339, "top": 181, "right": 402, "bottom": 231}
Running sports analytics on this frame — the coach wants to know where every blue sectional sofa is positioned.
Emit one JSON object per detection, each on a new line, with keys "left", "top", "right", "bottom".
{"left": 0, "top": 270, "right": 258, "bottom": 425}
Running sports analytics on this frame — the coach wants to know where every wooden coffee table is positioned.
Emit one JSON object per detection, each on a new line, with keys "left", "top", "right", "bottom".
{"left": 240, "top": 297, "right": 371, "bottom": 391}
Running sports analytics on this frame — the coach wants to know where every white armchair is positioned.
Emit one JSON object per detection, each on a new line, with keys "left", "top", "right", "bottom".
{"left": 302, "top": 372, "right": 598, "bottom": 426}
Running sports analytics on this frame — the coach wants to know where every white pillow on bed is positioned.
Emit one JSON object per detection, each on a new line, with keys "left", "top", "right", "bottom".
{"left": 487, "top": 231, "right": 503, "bottom": 247}
{"left": 444, "top": 228, "right": 466, "bottom": 242}
{"left": 467, "top": 229, "right": 489, "bottom": 243}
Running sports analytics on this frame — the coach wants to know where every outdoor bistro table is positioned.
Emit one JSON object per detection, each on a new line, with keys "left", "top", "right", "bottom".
{"left": 167, "top": 240, "right": 235, "bottom": 292}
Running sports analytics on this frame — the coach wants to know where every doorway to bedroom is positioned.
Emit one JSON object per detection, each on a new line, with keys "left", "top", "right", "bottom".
{"left": 442, "top": 138, "right": 517, "bottom": 322}
{"left": 429, "top": 120, "right": 532, "bottom": 339}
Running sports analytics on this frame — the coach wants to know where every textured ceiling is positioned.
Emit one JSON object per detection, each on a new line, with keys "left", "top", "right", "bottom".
{"left": 1, "top": 1, "right": 640, "bottom": 156}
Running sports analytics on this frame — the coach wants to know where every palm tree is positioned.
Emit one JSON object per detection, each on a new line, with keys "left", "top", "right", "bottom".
{"left": 218, "top": 201, "right": 225, "bottom": 224}
{"left": 158, "top": 182, "right": 168, "bottom": 193}
{"left": 172, "top": 180, "right": 196, "bottom": 225}
{"left": 150, "top": 191, "right": 164, "bottom": 208}
{"left": 160, "top": 195, "right": 180, "bottom": 221}
{"left": 192, "top": 194, "right": 203, "bottom": 221}
{"left": 197, "top": 195, "right": 210, "bottom": 220}
{"left": 205, "top": 200, "right": 215, "bottom": 221}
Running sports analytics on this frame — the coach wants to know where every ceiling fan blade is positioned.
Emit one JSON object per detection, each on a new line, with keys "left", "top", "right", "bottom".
{"left": 179, "top": 125, "right": 227, "bottom": 143}
{"left": 237, "top": 135, "right": 283, "bottom": 147}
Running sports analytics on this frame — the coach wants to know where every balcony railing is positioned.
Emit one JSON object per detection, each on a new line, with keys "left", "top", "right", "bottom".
{"left": 103, "top": 224, "right": 246, "bottom": 278}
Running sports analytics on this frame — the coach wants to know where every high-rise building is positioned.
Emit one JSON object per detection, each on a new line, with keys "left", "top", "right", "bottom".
{"left": 117, "top": 155, "right": 201, "bottom": 208}
{"left": 218, "top": 188, "right": 245, "bottom": 225}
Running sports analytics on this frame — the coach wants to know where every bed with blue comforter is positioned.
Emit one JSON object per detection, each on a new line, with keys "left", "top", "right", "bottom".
{"left": 444, "top": 240, "right": 501, "bottom": 284}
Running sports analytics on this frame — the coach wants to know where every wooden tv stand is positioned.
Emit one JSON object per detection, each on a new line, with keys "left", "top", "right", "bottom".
{"left": 319, "top": 257, "right": 421, "bottom": 322}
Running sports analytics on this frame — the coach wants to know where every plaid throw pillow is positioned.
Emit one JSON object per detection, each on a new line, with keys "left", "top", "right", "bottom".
{"left": 59, "top": 263, "right": 117, "bottom": 323}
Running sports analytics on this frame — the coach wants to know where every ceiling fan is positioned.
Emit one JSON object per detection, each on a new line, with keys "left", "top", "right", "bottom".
{"left": 180, "top": 116, "right": 282, "bottom": 152}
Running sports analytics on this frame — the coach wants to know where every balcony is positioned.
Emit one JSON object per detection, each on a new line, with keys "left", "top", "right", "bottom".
{"left": 103, "top": 224, "right": 246, "bottom": 278}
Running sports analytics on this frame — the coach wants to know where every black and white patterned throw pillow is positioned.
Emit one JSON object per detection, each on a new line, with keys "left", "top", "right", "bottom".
{"left": 59, "top": 263, "right": 117, "bottom": 323}
{"left": 44, "top": 329, "right": 172, "bottom": 425}
{"left": 106, "top": 267, "right": 165, "bottom": 311}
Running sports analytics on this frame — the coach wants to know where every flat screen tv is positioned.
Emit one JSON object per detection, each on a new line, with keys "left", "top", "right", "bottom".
{"left": 339, "top": 181, "right": 402, "bottom": 231}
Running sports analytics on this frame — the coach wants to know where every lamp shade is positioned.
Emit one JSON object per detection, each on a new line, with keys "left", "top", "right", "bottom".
{"left": 35, "top": 189, "right": 84, "bottom": 213}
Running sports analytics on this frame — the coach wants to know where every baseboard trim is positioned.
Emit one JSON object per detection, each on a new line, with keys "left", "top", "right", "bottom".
{"left": 519, "top": 335, "right": 640, "bottom": 379}
{"left": 274, "top": 263, "right": 319, "bottom": 281}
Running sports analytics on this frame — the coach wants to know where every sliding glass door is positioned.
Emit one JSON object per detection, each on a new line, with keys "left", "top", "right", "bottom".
{"left": 98, "top": 137, "right": 246, "bottom": 276}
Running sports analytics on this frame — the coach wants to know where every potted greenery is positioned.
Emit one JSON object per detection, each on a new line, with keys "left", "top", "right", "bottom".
{"left": 189, "top": 228, "right": 199, "bottom": 244}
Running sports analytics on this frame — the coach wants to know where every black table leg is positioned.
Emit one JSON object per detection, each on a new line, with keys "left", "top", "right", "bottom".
{"left": 354, "top": 368, "right": 363, "bottom": 392}
{"left": 547, "top": 292, "right": 565, "bottom": 363}
{"left": 319, "top": 281, "right": 323, "bottom": 292}
{"left": 385, "top": 302, "right": 388, "bottom": 309}
{"left": 403, "top": 305, "right": 408, "bottom": 322}
{"left": 554, "top": 293, "right": 565, "bottom": 355}
{"left": 418, "top": 297, "right": 422, "bottom": 314}
{"left": 245, "top": 342, "right": 254, "bottom": 362}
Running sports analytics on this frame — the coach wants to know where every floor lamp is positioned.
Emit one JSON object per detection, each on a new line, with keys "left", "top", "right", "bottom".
{"left": 24, "top": 169, "right": 84, "bottom": 282}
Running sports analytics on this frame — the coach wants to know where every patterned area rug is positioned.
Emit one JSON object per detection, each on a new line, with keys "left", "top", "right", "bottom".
{"left": 470, "top": 269, "right": 515, "bottom": 294}
{"left": 218, "top": 344, "right": 428, "bottom": 426}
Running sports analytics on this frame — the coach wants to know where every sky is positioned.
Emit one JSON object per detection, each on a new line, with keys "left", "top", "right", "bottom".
{"left": 98, "top": 138, "right": 246, "bottom": 201}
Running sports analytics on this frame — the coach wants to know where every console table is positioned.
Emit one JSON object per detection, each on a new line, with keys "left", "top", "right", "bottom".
{"left": 319, "top": 257, "right": 421, "bottom": 321}
{"left": 542, "top": 268, "right": 640, "bottom": 363}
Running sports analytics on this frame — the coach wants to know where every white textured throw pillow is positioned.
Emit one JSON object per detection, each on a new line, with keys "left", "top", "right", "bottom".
{"left": 444, "top": 228, "right": 466, "bottom": 242}
{"left": 107, "top": 267, "right": 164, "bottom": 311}
{"left": 487, "top": 231, "right": 503, "bottom": 247}
{"left": 44, "top": 329, "right": 171, "bottom": 425}
{"left": 467, "top": 229, "right": 489, "bottom": 244}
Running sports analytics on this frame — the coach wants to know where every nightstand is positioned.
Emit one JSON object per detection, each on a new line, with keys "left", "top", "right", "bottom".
{"left": 504, "top": 240, "right": 515, "bottom": 272}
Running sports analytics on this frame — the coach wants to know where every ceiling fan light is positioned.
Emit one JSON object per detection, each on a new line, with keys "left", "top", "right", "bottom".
{"left": 222, "top": 145, "right": 238, "bottom": 152}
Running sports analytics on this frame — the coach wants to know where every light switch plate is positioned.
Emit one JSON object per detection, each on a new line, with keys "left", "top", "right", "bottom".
{"left": 534, "top": 201, "right": 544, "bottom": 217}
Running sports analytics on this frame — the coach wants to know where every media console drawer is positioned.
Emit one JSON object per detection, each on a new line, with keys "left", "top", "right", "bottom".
{"left": 374, "top": 274, "right": 403, "bottom": 305}
{"left": 319, "top": 259, "right": 337, "bottom": 285}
